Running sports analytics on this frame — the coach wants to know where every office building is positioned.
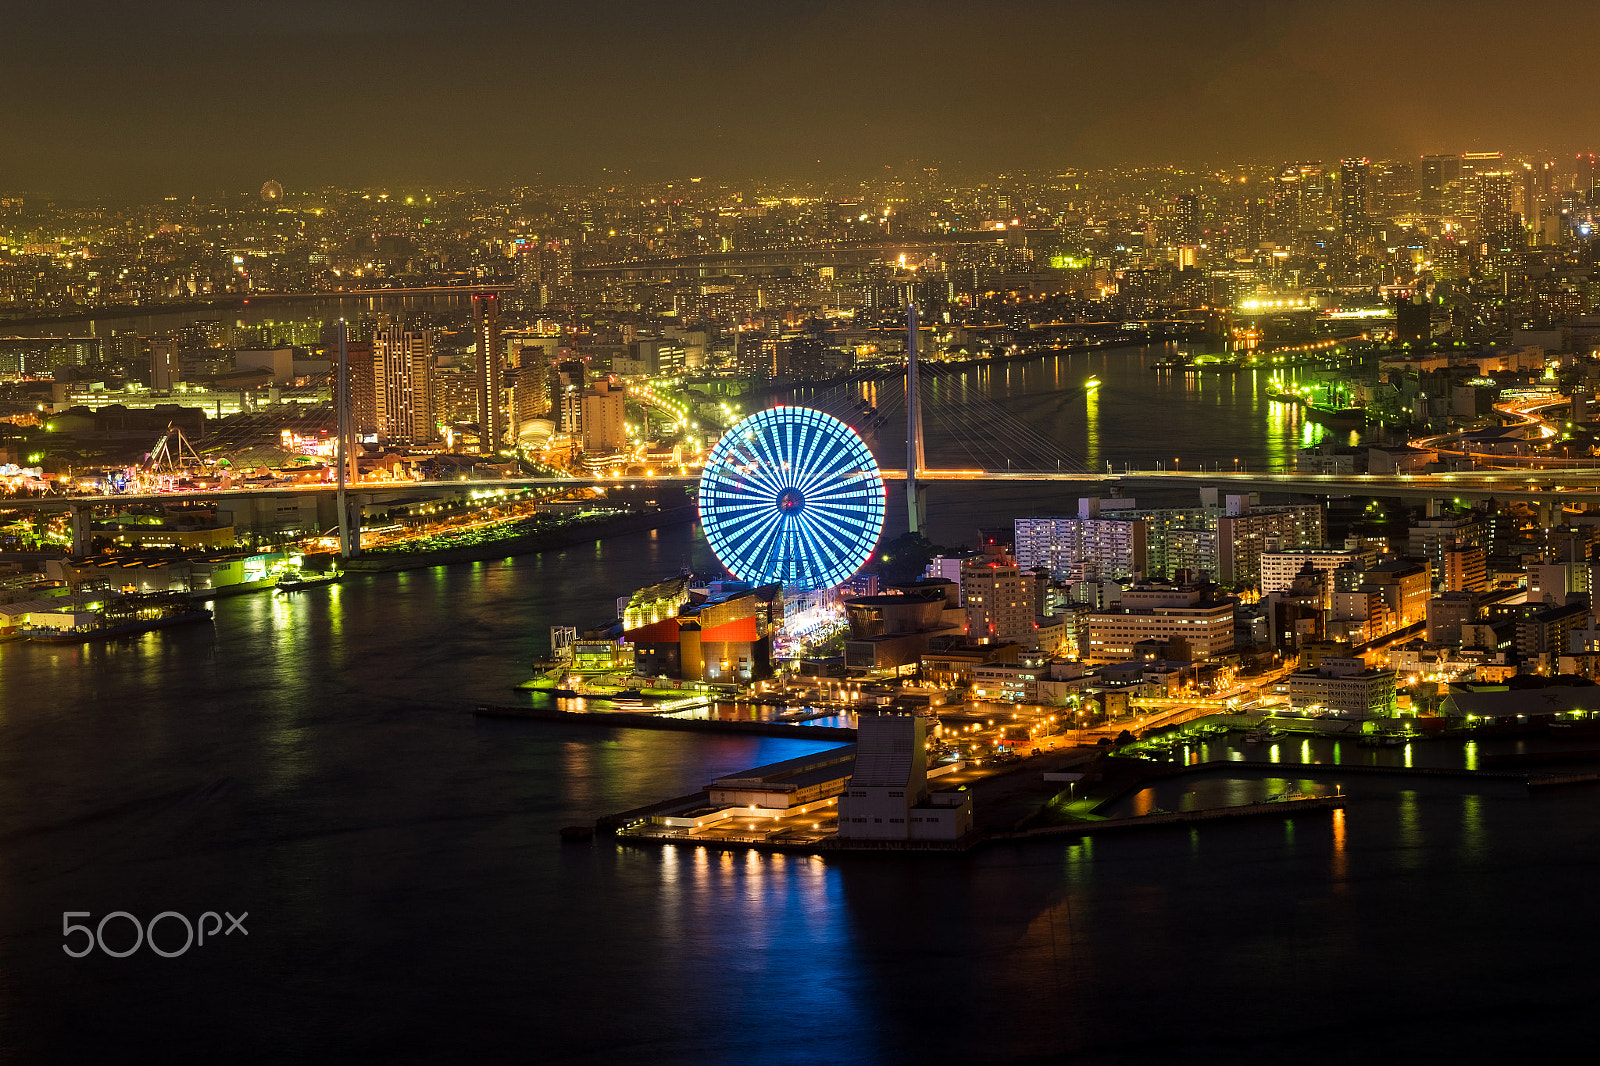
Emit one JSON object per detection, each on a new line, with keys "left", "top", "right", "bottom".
{"left": 1082, "top": 584, "right": 1234, "bottom": 663}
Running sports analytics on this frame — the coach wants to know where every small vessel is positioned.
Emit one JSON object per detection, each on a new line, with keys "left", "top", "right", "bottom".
{"left": 276, "top": 568, "right": 343, "bottom": 592}
{"left": 1085, "top": 376, "right": 1101, "bottom": 390}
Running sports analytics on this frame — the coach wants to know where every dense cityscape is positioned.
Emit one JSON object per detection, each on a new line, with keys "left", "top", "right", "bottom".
{"left": 10, "top": 1, "right": 1600, "bottom": 1062}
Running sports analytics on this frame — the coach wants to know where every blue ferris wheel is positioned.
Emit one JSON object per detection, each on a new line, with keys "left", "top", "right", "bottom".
{"left": 697, "top": 406, "right": 886, "bottom": 591}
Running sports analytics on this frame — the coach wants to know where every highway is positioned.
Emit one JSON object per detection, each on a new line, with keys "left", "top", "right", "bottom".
{"left": 13, "top": 464, "right": 1600, "bottom": 512}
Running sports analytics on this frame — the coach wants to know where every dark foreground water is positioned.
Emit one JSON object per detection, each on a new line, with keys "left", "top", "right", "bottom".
{"left": 1, "top": 343, "right": 1592, "bottom": 1063}
{"left": 3, "top": 524, "right": 1600, "bottom": 1064}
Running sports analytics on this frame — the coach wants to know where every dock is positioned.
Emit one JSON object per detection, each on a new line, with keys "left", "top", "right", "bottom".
{"left": 474, "top": 703, "right": 856, "bottom": 741}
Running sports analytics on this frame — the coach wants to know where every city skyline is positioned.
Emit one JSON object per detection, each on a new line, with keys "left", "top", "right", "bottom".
{"left": 10, "top": 0, "right": 1600, "bottom": 196}
{"left": 14, "top": 4, "right": 1600, "bottom": 1062}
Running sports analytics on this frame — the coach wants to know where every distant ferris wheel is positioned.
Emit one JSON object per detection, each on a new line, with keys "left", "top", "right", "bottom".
{"left": 697, "top": 406, "right": 885, "bottom": 592}
{"left": 260, "top": 179, "right": 283, "bottom": 203}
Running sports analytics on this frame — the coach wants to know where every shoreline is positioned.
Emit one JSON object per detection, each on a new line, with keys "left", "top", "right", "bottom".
{"left": 343, "top": 504, "right": 696, "bottom": 573}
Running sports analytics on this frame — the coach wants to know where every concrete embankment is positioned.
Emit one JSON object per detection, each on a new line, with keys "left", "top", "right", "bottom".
{"left": 344, "top": 505, "right": 695, "bottom": 573}
{"left": 474, "top": 702, "right": 856, "bottom": 741}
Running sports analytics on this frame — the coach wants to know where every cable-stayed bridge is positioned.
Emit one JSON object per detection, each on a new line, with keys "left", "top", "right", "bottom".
{"left": 14, "top": 307, "right": 1600, "bottom": 551}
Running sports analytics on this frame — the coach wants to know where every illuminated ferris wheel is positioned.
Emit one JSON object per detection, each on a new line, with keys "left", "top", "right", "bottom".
{"left": 698, "top": 406, "right": 885, "bottom": 592}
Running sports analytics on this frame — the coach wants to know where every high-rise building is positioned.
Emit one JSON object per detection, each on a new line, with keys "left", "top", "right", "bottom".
{"left": 581, "top": 378, "right": 628, "bottom": 453}
{"left": 961, "top": 556, "right": 1033, "bottom": 645}
{"left": 1215, "top": 499, "right": 1325, "bottom": 587}
{"left": 472, "top": 292, "right": 504, "bottom": 454}
{"left": 149, "top": 341, "right": 176, "bottom": 391}
{"left": 345, "top": 340, "right": 377, "bottom": 436}
{"left": 1337, "top": 158, "right": 1371, "bottom": 234}
{"left": 373, "top": 322, "right": 434, "bottom": 445}
{"left": 1014, "top": 512, "right": 1148, "bottom": 581}
{"left": 1173, "top": 194, "right": 1200, "bottom": 245}
{"left": 1259, "top": 548, "right": 1377, "bottom": 595}
{"left": 1419, "top": 154, "right": 1460, "bottom": 220}
{"left": 553, "top": 360, "right": 585, "bottom": 435}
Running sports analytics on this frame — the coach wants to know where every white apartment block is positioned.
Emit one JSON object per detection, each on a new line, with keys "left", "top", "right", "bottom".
{"left": 1259, "top": 548, "right": 1376, "bottom": 595}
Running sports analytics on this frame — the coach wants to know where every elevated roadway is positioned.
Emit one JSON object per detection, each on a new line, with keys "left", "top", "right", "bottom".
{"left": 11, "top": 467, "right": 1600, "bottom": 514}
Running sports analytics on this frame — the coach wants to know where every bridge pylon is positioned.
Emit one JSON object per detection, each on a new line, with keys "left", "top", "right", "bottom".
{"left": 905, "top": 302, "right": 927, "bottom": 534}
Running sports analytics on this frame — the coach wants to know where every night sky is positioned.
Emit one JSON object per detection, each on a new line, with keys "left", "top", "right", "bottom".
{"left": 6, "top": 0, "right": 1599, "bottom": 196}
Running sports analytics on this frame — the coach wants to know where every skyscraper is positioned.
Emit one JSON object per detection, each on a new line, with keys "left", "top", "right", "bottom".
{"left": 1173, "top": 194, "right": 1200, "bottom": 245}
{"left": 472, "top": 292, "right": 503, "bottom": 454}
{"left": 374, "top": 319, "right": 434, "bottom": 445}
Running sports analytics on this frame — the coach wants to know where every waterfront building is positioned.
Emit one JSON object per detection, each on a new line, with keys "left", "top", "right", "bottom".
{"left": 622, "top": 583, "right": 780, "bottom": 683}
{"left": 837, "top": 714, "right": 972, "bottom": 842}
{"left": 920, "top": 640, "right": 1021, "bottom": 686}
{"left": 843, "top": 588, "right": 955, "bottom": 673}
{"left": 970, "top": 662, "right": 1042, "bottom": 703}
{"left": 1287, "top": 657, "right": 1396, "bottom": 718}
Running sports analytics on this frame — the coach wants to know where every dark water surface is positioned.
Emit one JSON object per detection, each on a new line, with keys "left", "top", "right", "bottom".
{"left": 3, "top": 341, "right": 1595, "bottom": 1062}
{"left": 3, "top": 526, "right": 1598, "bottom": 1063}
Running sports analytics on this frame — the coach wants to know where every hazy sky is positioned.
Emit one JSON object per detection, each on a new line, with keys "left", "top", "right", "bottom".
{"left": 7, "top": 0, "right": 1600, "bottom": 196}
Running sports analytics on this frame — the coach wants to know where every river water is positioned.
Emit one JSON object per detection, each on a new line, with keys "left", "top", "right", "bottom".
{"left": 8, "top": 302, "right": 1589, "bottom": 1062}
{"left": 3, "top": 520, "right": 1599, "bottom": 1063}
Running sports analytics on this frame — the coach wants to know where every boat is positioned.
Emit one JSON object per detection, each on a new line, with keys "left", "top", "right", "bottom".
{"left": 276, "top": 568, "right": 343, "bottom": 592}
{"left": 1303, "top": 402, "right": 1366, "bottom": 430}
{"left": 1085, "top": 376, "right": 1101, "bottom": 390}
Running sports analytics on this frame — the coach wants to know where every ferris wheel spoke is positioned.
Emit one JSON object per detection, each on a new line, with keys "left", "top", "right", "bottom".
{"left": 799, "top": 506, "right": 869, "bottom": 560}
{"left": 722, "top": 513, "right": 783, "bottom": 580}
{"left": 698, "top": 407, "right": 884, "bottom": 592}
